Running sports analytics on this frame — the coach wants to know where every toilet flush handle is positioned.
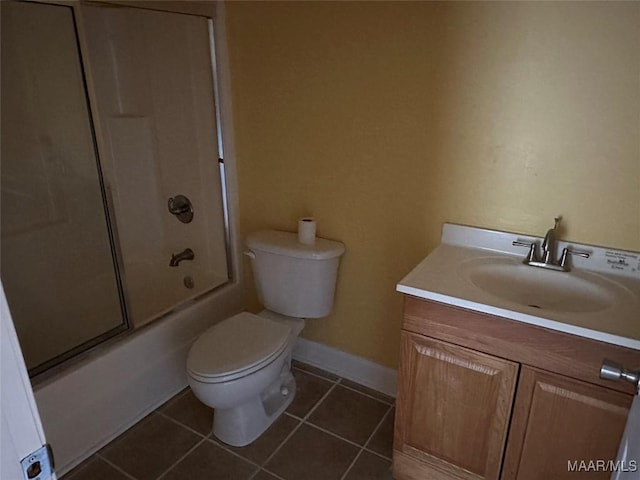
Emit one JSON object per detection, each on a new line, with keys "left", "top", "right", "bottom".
{"left": 243, "top": 251, "right": 256, "bottom": 259}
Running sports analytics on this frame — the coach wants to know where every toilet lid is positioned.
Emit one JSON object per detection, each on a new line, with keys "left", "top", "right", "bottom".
{"left": 187, "top": 312, "right": 291, "bottom": 380}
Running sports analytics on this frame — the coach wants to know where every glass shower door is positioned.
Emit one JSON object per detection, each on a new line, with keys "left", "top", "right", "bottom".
{"left": 0, "top": 1, "right": 128, "bottom": 375}
{"left": 81, "top": 5, "right": 231, "bottom": 327}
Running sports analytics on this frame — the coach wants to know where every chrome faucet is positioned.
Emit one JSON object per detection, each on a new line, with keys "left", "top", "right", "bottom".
{"left": 512, "top": 217, "right": 590, "bottom": 272}
{"left": 541, "top": 216, "right": 561, "bottom": 264}
{"left": 170, "top": 248, "right": 194, "bottom": 267}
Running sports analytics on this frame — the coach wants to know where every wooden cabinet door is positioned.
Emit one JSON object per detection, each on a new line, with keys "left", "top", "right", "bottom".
{"left": 502, "top": 367, "right": 633, "bottom": 480}
{"left": 394, "top": 332, "right": 518, "bottom": 480}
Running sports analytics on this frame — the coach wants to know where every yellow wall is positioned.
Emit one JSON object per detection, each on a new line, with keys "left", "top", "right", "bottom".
{"left": 226, "top": 1, "right": 640, "bottom": 368}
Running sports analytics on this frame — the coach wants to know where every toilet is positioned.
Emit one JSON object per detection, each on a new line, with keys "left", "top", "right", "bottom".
{"left": 187, "top": 229, "right": 345, "bottom": 447}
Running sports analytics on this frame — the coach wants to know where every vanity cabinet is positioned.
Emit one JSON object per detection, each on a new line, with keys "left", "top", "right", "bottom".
{"left": 393, "top": 296, "right": 638, "bottom": 480}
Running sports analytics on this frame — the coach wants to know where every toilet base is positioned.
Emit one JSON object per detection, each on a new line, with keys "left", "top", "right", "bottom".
{"left": 212, "top": 363, "right": 296, "bottom": 447}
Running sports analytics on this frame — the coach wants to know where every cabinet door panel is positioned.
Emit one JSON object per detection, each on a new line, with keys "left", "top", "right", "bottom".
{"left": 394, "top": 332, "right": 518, "bottom": 480}
{"left": 503, "top": 367, "right": 632, "bottom": 480}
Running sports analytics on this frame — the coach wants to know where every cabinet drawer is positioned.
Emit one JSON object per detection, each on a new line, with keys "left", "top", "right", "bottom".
{"left": 402, "top": 296, "right": 640, "bottom": 395}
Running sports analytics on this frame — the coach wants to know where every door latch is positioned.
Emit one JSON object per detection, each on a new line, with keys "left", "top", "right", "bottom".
{"left": 20, "top": 444, "right": 54, "bottom": 480}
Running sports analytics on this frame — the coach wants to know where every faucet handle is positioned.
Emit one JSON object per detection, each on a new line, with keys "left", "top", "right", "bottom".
{"left": 513, "top": 240, "right": 538, "bottom": 262}
{"left": 553, "top": 216, "right": 562, "bottom": 230}
{"left": 559, "top": 247, "right": 591, "bottom": 270}
{"left": 513, "top": 240, "right": 535, "bottom": 248}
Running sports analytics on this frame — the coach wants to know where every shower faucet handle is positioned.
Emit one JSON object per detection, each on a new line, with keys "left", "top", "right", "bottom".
{"left": 168, "top": 194, "right": 194, "bottom": 223}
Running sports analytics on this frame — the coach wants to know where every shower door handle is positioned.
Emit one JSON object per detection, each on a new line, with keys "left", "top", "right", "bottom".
{"left": 167, "top": 195, "right": 194, "bottom": 223}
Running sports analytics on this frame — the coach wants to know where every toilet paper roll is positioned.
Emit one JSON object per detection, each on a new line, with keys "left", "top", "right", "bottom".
{"left": 298, "top": 217, "right": 316, "bottom": 245}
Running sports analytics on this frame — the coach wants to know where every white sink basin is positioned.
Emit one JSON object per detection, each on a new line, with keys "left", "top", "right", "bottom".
{"left": 397, "top": 223, "right": 640, "bottom": 349}
{"left": 458, "top": 256, "right": 630, "bottom": 314}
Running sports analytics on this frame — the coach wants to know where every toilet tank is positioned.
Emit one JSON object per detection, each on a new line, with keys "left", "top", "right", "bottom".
{"left": 246, "top": 230, "right": 345, "bottom": 318}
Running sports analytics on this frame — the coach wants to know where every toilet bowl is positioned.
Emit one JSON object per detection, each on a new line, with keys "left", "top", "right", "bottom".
{"left": 186, "top": 229, "right": 345, "bottom": 447}
{"left": 188, "top": 311, "right": 302, "bottom": 446}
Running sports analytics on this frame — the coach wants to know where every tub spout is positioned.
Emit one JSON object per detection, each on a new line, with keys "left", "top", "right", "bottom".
{"left": 170, "top": 248, "right": 194, "bottom": 267}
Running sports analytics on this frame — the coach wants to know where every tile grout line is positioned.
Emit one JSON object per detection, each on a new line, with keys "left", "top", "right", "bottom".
{"left": 207, "top": 436, "right": 264, "bottom": 470}
{"left": 300, "top": 383, "right": 392, "bottom": 451}
{"left": 155, "top": 409, "right": 212, "bottom": 439}
{"left": 154, "top": 437, "right": 209, "bottom": 480}
{"left": 362, "top": 445, "right": 393, "bottom": 463}
{"left": 246, "top": 377, "right": 343, "bottom": 479}
{"left": 339, "top": 402, "right": 395, "bottom": 480}
{"left": 94, "top": 453, "right": 140, "bottom": 480}
{"left": 302, "top": 421, "right": 365, "bottom": 451}
{"left": 303, "top": 377, "right": 342, "bottom": 422}
{"left": 363, "top": 404, "right": 394, "bottom": 455}
{"left": 337, "top": 382, "right": 395, "bottom": 406}
{"left": 249, "top": 466, "right": 287, "bottom": 480}
{"left": 294, "top": 365, "right": 394, "bottom": 406}
{"left": 339, "top": 449, "right": 365, "bottom": 480}
{"left": 291, "top": 365, "right": 339, "bottom": 384}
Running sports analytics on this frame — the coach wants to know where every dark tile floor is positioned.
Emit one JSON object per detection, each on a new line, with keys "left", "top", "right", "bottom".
{"left": 62, "top": 361, "right": 395, "bottom": 480}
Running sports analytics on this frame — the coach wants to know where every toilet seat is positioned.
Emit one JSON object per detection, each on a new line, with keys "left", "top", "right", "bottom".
{"left": 187, "top": 312, "right": 292, "bottom": 384}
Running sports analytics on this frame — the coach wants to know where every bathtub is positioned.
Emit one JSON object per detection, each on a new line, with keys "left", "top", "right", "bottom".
{"left": 33, "top": 278, "right": 244, "bottom": 476}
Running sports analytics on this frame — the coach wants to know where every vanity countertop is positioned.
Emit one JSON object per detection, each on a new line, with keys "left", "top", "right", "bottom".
{"left": 397, "top": 224, "right": 640, "bottom": 350}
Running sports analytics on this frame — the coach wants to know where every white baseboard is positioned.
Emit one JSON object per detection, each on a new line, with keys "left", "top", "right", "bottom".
{"left": 292, "top": 337, "right": 398, "bottom": 398}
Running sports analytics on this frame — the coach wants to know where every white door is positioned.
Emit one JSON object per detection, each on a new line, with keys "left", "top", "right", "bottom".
{"left": 1, "top": 281, "right": 56, "bottom": 480}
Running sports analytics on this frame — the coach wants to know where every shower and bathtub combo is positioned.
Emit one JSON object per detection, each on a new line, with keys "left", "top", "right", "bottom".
{"left": 0, "top": 0, "right": 345, "bottom": 473}
{"left": 1, "top": 0, "right": 231, "bottom": 377}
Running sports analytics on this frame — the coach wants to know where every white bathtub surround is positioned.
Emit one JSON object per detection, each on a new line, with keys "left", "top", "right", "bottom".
{"left": 33, "top": 283, "right": 244, "bottom": 477}
{"left": 397, "top": 223, "right": 640, "bottom": 350}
